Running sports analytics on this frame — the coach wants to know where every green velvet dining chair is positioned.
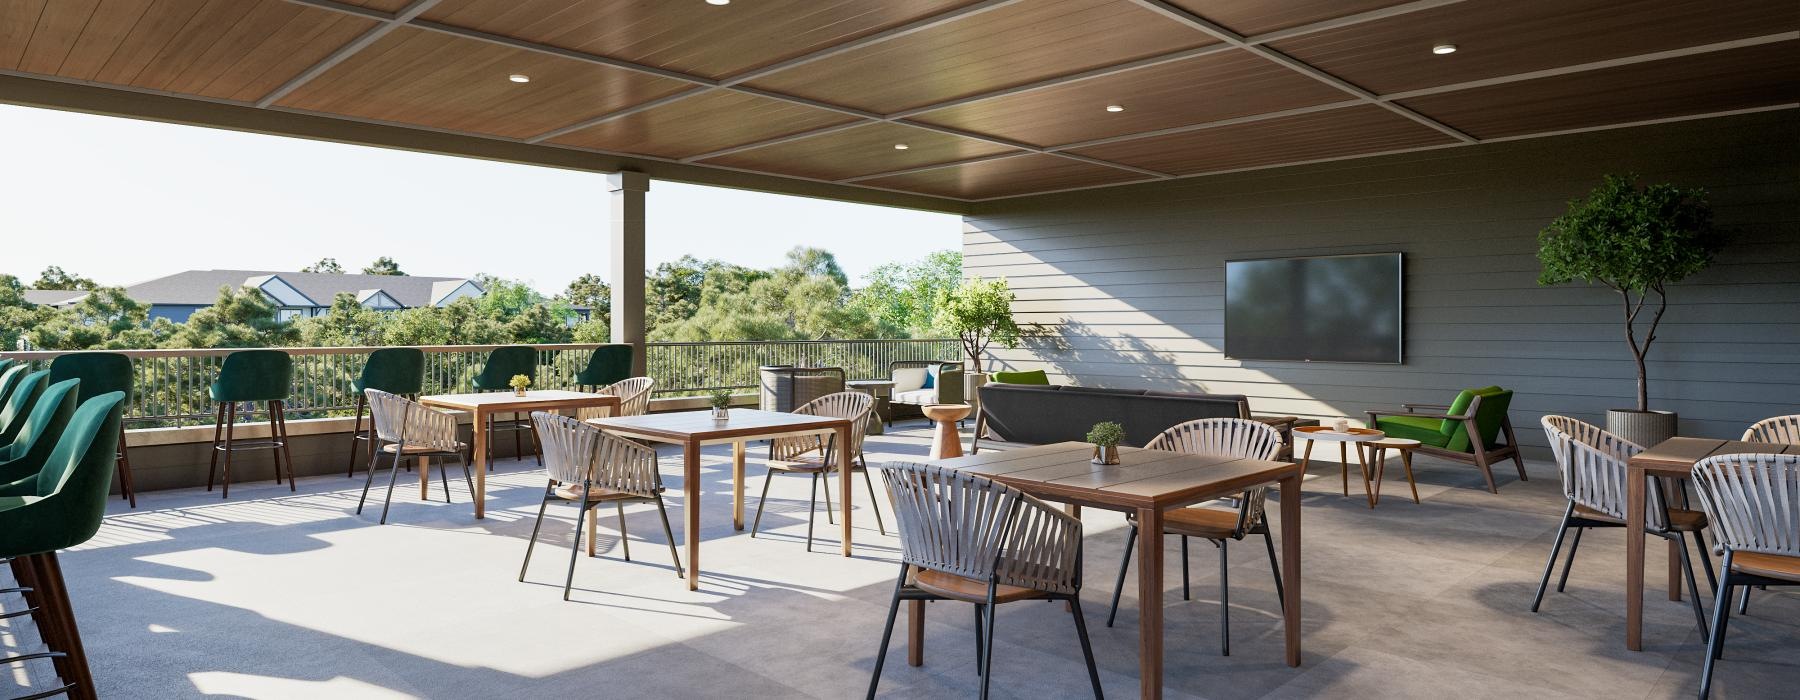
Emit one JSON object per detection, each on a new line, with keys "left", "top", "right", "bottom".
{"left": 575, "top": 344, "right": 632, "bottom": 392}
{"left": 0, "top": 370, "right": 50, "bottom": 448}
{"left": 0, "top": 390, "right": 126, "bottom": 700}
{"left": 346, "top": 347, "right": 426, "bottom": 477}
{"left": 207, "top": 350, "right": 294, "bottom": 498}
{"left": 49, "top": 352, "right": 138, "bottom": 508}
{"left": 0, "top": 378, "right": 78, "bottom": 487}
{"left": 1366, "top": 386, "right": 1526, "bottom": 493}
{"left": 473, "top": 345, "right": 540, "bottom": 467}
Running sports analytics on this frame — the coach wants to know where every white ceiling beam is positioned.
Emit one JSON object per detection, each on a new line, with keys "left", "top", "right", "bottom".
{"left": 257, "top": 0, "right": 442, "bottom": 108}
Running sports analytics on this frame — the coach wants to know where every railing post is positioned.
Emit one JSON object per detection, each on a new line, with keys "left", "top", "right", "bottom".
{"left": 609, "top": 171, "right": 649, "bottom": 376}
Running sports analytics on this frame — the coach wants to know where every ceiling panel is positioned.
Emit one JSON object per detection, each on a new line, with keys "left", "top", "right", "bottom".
{"left": 744, "top": 0, "right": 1217, "bottom": 115}
{"left": 1398, "top": 41, "right": 1800, "bottom": 139}
{"left": 275, "top": 27, "right": 693, "bottom": 140}
{"left": 1069, "top": 104, "right": 1458, "bottom": 174}
{"left": 1, "top": 0, "right": 376, "bottom": 102}
{"left": 699, "top": 122, "right": 1019, "bottom": 181}
{"left": 1269, "top": 0, "right": 1799, "bottom": 95}
{"left": 547, "top": 90, "right": 862, "bottom": 160}
{"left": 1167, "top": 0, "right": 1414, "bottom": 36}
{"left": 858, "top": 153, "right": 1147, "bottom": 199}
{"left": 909, "top": 48, "right": 1351, "bottom": 148}
{"left": 419, "top": 0, "right": 981, "bottom": 80}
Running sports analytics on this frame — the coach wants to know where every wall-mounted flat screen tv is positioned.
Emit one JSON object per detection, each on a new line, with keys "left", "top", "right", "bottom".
{"left": 1225, "top": 253, "right": 1402, "bottom": 363}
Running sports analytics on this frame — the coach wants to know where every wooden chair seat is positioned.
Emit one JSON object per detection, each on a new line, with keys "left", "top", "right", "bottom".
{"left": 1573, "top": 503, "right": 1707, "bottom": 531}
{"left": 913, "top": 568, "right": 1047, "bottom": 604}
{"left": 380, "top": 442, "right": 466, "bottom": 455}
{"left": 1730, "top": 552, "right": 1800, "bottom": 582}
{"left": 1156, "top": 507, "right": 1240, "bottom": 540}
{"left": 554, "top": 483, "right": 646, "bottom": 502}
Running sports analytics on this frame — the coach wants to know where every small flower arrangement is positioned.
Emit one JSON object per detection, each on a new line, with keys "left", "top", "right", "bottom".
{"left": 1088, "top": 421, "right": 1125, "bottom": 465}
{"left": 508, "top": 374, "right": 531, "bottom": 396}
{"left": 708, "top": 389, "right": 733, "bottom": 419}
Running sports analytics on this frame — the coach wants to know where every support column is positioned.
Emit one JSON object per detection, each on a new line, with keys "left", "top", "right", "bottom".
{"left": 608, "top": 171, "right": 648, "bottom": 376}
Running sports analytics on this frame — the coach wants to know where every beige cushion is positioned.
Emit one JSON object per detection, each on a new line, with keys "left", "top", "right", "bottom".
{"left": 892, "top": 367, "right": 928, "bottom": 392}
{"left": 892, "top": 389, "right": 936, "bottom": 406}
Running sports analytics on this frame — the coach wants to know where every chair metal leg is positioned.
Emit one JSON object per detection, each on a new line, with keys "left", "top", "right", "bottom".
{"left": 1069, "top": 596, "right": 1104, "bottom": 700}
{"left": 1674, "top": 533, "right": 1710, "bottom": 643}
{"left": 565, "top": 490, "right": 592, "bottom": 601}
{"left": 207, "top": 404, "right": 224, "bottom": 492}
{"left": 439, "top": 457, "right": 452, "bottom": 503}
{"left": 1262, "top": 528, "right": 1285, "bottom": 613}
{"left": 654, "top": 493, "right": 684, "bottom": 579}
{"left": 751, "top": 469, "right": 775, "bottom": 537}
{"left": 806, "top": 472, "right": 820, "bottom": 553}
{"left": 275, "top": 401, "right": 296, "bottom": 491}
{"left": 347, "top": 395, "right": 366, "bottom": 477}
{"left": 973, "top": 603, "right": 984, "bottom": 673}
{"left": 1107, "top": 524, "right": 1137, "bottom": 627}
{"left": 221, "top": 402, "right": 236, "bottom": 499}
{"left": 1531, "top": 502, "right": 1575, "bottom": 612}
{"left": 1219, "top": 538, "right": 1231, "bottom": 656}
{"left": 617, "top": 502, "right": 631, "bottom": 562}
{"left": 1557, "top": 526, "right": 1585, "bottom": 593}
{"left": 1181, "top": 535, "right": 1190, "bottom": 601}
{"left": 861, "top": 467, "right": 887, "bottom": 536}
{"left": 519, "top": 484, "right": 553, "bottom": 581}
{"left": 117, "top": 440, "right": 136, "bottom": 508}
{"left": 979, "top": 583, "right": 998, "bottom": 700}
{"left": 458, "top": 453, "right": 474, "bottom": 497}
{"left": 355, "top": 441, "right": 381, "bottom": 514}
{"left": 1693, "top": 531, "right": 1718, "bottom": 596}
{"left": 865, "top": 567, "right": 909, "bottom": 700}
{"left": 1738, "top": 586, "right": 1750, "bottom": 615}
{"left": 378, "top": 444, "right": 405, "bottom": 525}
{"left": 1700, "top": 556, "right": 1734, "bottom": 698}
{"left": 822, "top": 471, "right": 835, "bottom": 526}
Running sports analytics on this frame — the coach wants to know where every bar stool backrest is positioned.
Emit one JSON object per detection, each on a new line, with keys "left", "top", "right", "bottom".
{"left": 1692, "top": 452, "right": 1800, "bottom": 558}
{"left": 878, "top": 461, "right": 1082, "bottom": 595}
{"left": 48, "top": 352, "right": 133, "bottom": 405}
{"left": 365, "top": 389, "right": 458, "bottom": 452}
{"left": 0, "top": 364, "right": 24, "bottom": 406}
{"left": 356, "top": 347, "right": 425, "bottom": 395}
{"left": 210, "top": 350, "right": 292, "bottom": 402}
{"left": 1541, "top": 415, "right": 1668, "bottom": 529}
{"left": 576, "top": 345, "right": 632, "bottom": 388}
{"left": 10, "top": 392, "right": 126, "bottom": 553}
{"left": 771, "top": 391, "right": 873, "bottom": 463}
{"left": 604, "top": 377, "right": 656, "bottom": 418}
{"left": 0, "top": 379, "right": 79, "bottom": 483}
{"left": 1743, "top": 415, "right": 1800, "bottom": 445}
{"left": 531, "top": 412, "right": 661, "bottom": 498}
{"left": 474, "top": 345, "right": 537, "bottom": 391}
{"left": 0, "top": 371, "right": 50, "bottom": 443}
{"left": 1145, "top": 417, "right": 1282, "bottom": 534}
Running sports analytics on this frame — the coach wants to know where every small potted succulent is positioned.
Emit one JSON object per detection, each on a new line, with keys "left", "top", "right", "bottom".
{"left": 508, "top": 374, "right": 531, "bottom": 397}
{"left": 1088, "top": 421, "right": 1125, "bottom": 465}
{"left": 708, "top": 389, "right": 733, "bottom": 420}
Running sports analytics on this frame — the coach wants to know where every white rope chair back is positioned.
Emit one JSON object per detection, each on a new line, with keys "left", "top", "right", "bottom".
{"left": 532, "top": 411, "right": 663, "bottom": 498}
{"left": 1691, "top": 452, "right": 1800, "bottom": 558}
{"left": 770, "top": 391, "right": 874, "bottom": 464}
{"left": 365, "top": 389, "right": 459, "bottom": 452}
{"left": 1541, "top": 415, "right": 1666, "bottom": 529}
{"left": 877, "top": 461, "right": 1082, "bottom": 595}
{"left": 1743, "top": 415, "right": 1800, "bottom": 445}
{"left": 1145, "top": 418, "right": 1283, "bottom": 533}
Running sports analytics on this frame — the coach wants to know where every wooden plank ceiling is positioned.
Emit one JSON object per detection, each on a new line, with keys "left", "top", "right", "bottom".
{"left": 2, "top": 0, "right": 1795, "bottom": 203}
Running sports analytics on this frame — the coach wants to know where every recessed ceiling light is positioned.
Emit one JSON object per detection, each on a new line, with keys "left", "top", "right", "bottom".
{"left": 1432, "top": 44, "right": 1457, "bottom": 55}
{"left": 1105, "top": 104, "right": 1125, "bottom": 112}
{"left": 893, "top": 144, "right": 909, "bottom": 150}
{"left": 508, "top": 74, "right": 530, "bottom": 83}
{"left": 706, "top": 0, "right": 730, "bottom": 5}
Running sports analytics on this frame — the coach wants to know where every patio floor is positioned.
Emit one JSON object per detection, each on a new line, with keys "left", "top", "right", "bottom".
{"left": 4, "top": 423, "right": 1796, "bottom": 699}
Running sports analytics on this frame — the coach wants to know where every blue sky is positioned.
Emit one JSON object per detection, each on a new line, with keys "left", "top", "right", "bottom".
{"left": 0, "top": 104, "right": 959, "bottom": 292}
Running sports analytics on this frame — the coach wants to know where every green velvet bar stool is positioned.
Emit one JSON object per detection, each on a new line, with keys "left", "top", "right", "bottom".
{"left": 0, "top": 378, "right": 78, "bottom": 487}
{"left": 472, "top": 345, "right": 540, "bottom": 468}
{"left": 575, "top": 345, "right": 632, "bottom": 392}
{"left": 0, "top": 390, "right": 126, "bottom": 700}
{"left": 0, "top": 370, "right": 50, "bottom": 448}
{"left": 49, "top": 352, "right": 139, "bottom": 508}
{"left": 0, "top": 364, "right": 31, "bottom": 421}
{"left": 0, "top": 358, "right": 14, "bottom": 377}
{"left": 207, "top": 350, "right": 295, "bottom": 499}
{"left": 346, "top": 348, "right": 426, "bottom": 478}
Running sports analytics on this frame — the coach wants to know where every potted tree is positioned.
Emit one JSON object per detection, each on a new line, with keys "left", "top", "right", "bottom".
{"left": 1088, "top": 421, "right": 1125, "bottom": 465}
{"left": 934, "top": 277, "right": 1024, "bottom": 413}
{"left": 1537, "top": 174, "right": 1720, "bottom": 447}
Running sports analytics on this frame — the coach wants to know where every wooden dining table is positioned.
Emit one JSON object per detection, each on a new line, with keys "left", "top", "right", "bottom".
{"left": 933, "top": 442, "right": 1304, "bottom": 700}
{"left": 417, "top": 390, "right": 620, "bottom": 519}
{"left": 1623, "top": 436, "right": 1797, "bottom": 650}
{"left": 588, "top": 409, "right": 855, "bottom": 591}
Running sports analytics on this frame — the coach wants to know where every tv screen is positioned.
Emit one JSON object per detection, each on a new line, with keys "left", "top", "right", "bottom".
{"left": 1225, "top": 253, "right": 1402, "bottom": 363}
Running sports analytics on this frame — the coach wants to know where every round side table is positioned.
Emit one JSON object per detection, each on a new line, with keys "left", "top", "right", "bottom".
{"left": 922, "top": 403, "right": 972, "bottom": 459}
{"left": 1292, "top": 425, "right": 1386, "bottom": 508}
{"left": 1367, "top": 437, "right": 1422, "bottom": 506}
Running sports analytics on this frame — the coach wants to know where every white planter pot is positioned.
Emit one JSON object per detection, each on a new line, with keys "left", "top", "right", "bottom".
{"left": 1607, "top": 409, "right": 1677, "bottom": 447}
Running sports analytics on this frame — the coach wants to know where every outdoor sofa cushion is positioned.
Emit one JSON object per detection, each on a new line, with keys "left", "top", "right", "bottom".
{"left": 991, "top": 369, "right": 1050, "bottom": 385}
{"left": 892, "top": 367, "right": 928, "bottom": 392}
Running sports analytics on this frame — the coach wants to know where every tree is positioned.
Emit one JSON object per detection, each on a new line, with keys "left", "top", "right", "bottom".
{"left": 849, "top": 250, "right": 961, "bottom": 337}
{"left": 561, "top": 273, "right": 611, "bottom": 329}
{"left": 0, "top": 274, "right": 50, "bottom": 351}
{"left": 162, "top": 286, "right": 296, "bottom": 348}
{"left": 302, "top": 258, "right": 345, "bottom": 274}
{"left": 934, "top": 277, "right": 1023, "bottom": 371}
{"left": 34, "top": 266, "right": 98, "bottom": 291}
{"left": 361, "top": 257, "right": 405, "bottom": 276}
{"left": 293, "top": 293, "right": 385, "bottom": 347}
{"left": 1538, "top": 174, "right": 1721, "bottom": 412}
{"left": 28, "top": 287, "right": 166, "bottom": 350}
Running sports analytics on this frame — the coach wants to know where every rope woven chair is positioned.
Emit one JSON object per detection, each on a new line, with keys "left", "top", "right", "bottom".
{"left": 1105, "top": 417, "right": 1285, "bottom": 656}
{"left": 520, "top": 412, "right": 682, "bottom": 600}
{"left": 865, "top": 461, "right": 1100, "bottom": 700}
{"left": 355, "top": 389, "right": 472, "bottom": 525}
{"left": 579, "top": 376, "right": 655, "bottom": 422}
{"left": 1742, "top": 415, "right": 1800, "bottom": 445}
{"left": 750, "top": 391, "right": 881, "bottom": 551}
{"left": 1530, "top": 416, "right": 1716, "bottom": 639}
{"left": 1690, "top": 452, "right": 1800, "bottom": 698}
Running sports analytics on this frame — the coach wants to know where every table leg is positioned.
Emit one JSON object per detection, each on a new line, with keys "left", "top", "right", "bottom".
{"left": 685, "top": 440, "right": 702, "bottom": 591}
{"left": 1356, "top": 443, "right": 1375, "bottom": 509}
{"left": 1298, "top": 440, "right": 1314, "bottom": 472}
{"left": 732, "top": 440, "right": 746, "bottom": 531}
{"left": 1338, "top": 442, "right": 1348, "bottom": 496}
{"left": 907, "top": 599, "right": 925, "bottom": 667}
{"left": 1281, "top": 474, "right": 1302, "bottom": 667}
{"left": 472, "top": 409, "right": 488, "bottom": 519}
{"left": 1626, "top": 468, "right": 1646, "bottom": 650}
{"left": 1371, "top": 446, "right": 1385, "bottom": 505}
{"left": 418, "top": 456, "right": 430, "bottom": 501}
{"left": 1137, "top": 506, "right": 1165, "bottom": 699}
{"left": 838, "top": 425, "right": 854, "bottom": 557}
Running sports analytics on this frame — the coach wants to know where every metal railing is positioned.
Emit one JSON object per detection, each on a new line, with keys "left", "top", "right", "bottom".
{"left": 0, "top": 339, "right": 959, "bottom": 427}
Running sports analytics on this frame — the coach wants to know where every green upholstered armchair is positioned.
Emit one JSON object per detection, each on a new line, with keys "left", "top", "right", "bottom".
{"left": 0, "top": 370, "right": 50, "bottom": 448}
{"left": 576, "top": 345, "right": 633, "bottom": 390}
{"left": 1366, "top": 386, "right": 1526, "bottom": 493}
{"left": 0, "top": 379, "right": 78, "bottom": 486}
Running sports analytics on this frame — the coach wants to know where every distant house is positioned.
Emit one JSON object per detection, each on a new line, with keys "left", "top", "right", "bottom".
{"left": 26, "top": 270, "right": 485, "bottom": 323}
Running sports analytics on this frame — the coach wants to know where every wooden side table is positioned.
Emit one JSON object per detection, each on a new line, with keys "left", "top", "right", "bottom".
{"left": 846, "top": 379, "right": 894, "bottom": 436}
{"left": 923, "top": 403, "right": 972, "bottom": 459}
{"left": 1293, "top": 425, "right": 1385, "bottom": 508}
{"left": 1366, "top": 437, "right": 1422, "bottom": 505}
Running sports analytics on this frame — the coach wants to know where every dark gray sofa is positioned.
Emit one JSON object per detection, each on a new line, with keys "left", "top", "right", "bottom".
{"left": 973, "top": 384, "right": 1299, "bottom": 456}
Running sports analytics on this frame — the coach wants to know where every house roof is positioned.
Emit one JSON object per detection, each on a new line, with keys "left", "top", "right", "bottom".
{"left": 22, "top": 289, "right": 88, "bottom": 306}
{"left": 118, "top": 270, "right": 481, "bottom": 308}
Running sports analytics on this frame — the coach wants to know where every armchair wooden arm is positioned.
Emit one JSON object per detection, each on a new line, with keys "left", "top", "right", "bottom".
{"left": 1400, "top": 403, "right": 1453, "bottom": 413}
{"left": 1366, "top": 408, "right": 1469, "bottom": 423}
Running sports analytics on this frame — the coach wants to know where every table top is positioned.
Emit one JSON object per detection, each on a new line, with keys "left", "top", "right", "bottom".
{"left": 589, "top": 408, "right": 851, "bottom": 444}
{"left": 1629, "top": 436, "right": 1797, "bottom": 475}
{"left": 419, "top": 390, "right": 619, "bottom": 412}
{"left": 1294, "top": 426, "right": 1384, "bottom": 442}
{"left": 1370, "top": 437, "right": 1421, "bottom": 448}
{"left": 921, "top": 403, "right": 971, "bottom": 420}
{"left": 937, "top": 442, "right": 1300, "bottom": 511}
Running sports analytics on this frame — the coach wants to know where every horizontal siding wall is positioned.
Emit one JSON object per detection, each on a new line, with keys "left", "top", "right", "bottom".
{"left": 963, "top": 110, "right": 1800, "bottom": 456}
